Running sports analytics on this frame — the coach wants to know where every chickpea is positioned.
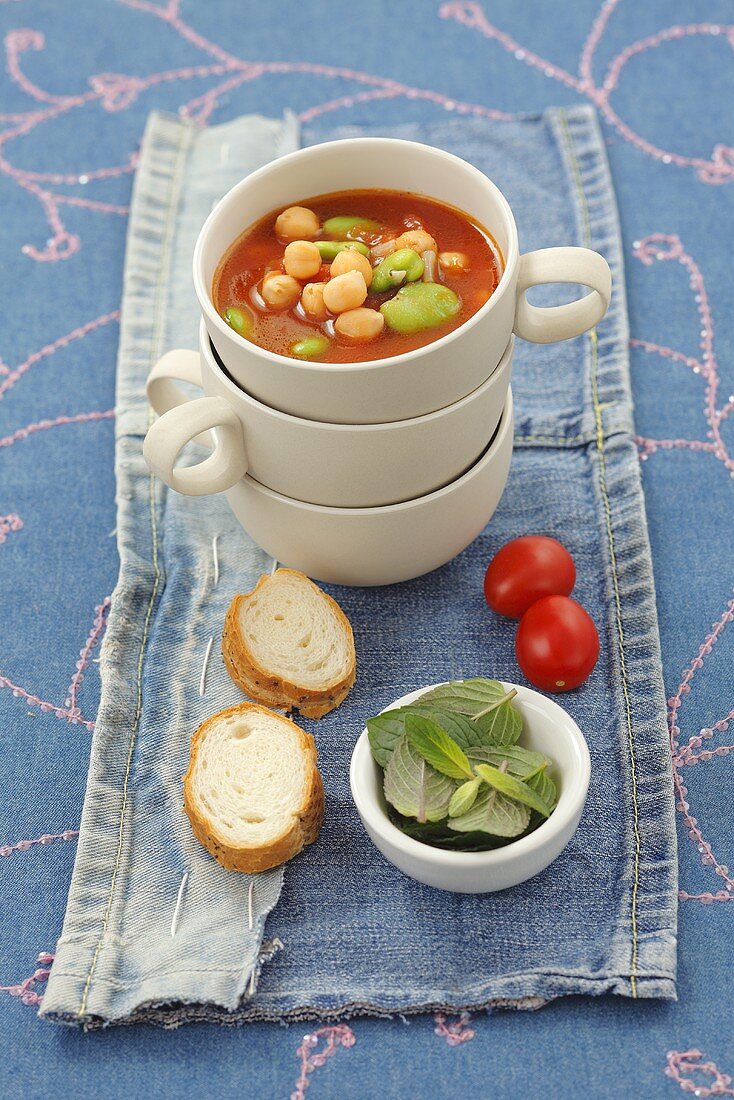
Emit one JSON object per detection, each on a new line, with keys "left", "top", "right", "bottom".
{"left": 301, "top": 282, "right": 329, "bottom": 321}
{"left": 261, "top": 272, "right": 302, "bottom": 310}
{"left": 330, "top": 248, "right": 373, "bottom": 287}
{"left": 275, "top": 206, "right": 320, "bottom": 241}
{"left": 397, "top": 229, "right": 437, "bottom": 254}
{"left": 439, "top": 251, "right": 470, "bottom": 273}
{"left": 283, "top": 240, "right": 321, "bottom": 280}
{"left": 322, "top": 270, "right": 368, "bottom": 314}
{"left": 334, "top": 307, "right": 385, "bottom": 343}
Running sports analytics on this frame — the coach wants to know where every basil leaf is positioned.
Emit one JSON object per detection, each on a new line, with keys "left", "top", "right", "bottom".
{"left": 368, "top": 705, "right": 485, "bottom": 764}
{"left": 367, "top": 709, "right": 409, "bottom": 767}
{"left": 366, "top": 682, "right": 522, "bottom": 769}
{"left": 447, "top": 785, "right": 530, "bottom": 837}
{"left": 526, "top": 767, "right": 557, "bottom": 811}
{"left": 390, "top": 811, "right": 517, "bottom": 852}
{"left": 448, "top": 777, "right": 482, "bottom": 818}
{"left": 419, "top": 679, "right": 522, "bottom": 746}
{"left": 383, "top": 735, "right": 455, "bottom": 823}
{"left": 468, "top": 745, "right": 550, "bottom": 777}
{"left": 405, "top": 713, "right": 474, "bottom": 781}
{"left": 474, "top": 764, "right": 553, "bottom": 818}
{"left": 411, "top": 706, "right": 488, "bottom": 751}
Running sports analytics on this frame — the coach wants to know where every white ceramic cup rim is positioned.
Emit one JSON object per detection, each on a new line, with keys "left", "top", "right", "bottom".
{"left": 193, "top": 137, "right": 519, "bottom": 375}
{"left": 204, "top": 322, "right": 514, "bottom": 433}
{"left": 240, "top": 388, "right": 513, "bottom": 514}
{"left": 350, "top": 680, "right": 591, "bottom": 868}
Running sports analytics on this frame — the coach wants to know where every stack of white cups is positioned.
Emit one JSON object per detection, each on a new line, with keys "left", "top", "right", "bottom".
{"left": 144, "top": 140, "right": 611, "bottom": 586}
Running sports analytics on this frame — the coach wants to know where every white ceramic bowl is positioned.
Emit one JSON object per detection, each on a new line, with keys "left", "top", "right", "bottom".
{"left": 193, "top": 138, "right": 611, "bottom": 424}
{"left": 223, "top": 390, "right": 513, "bottom": 586}
{"left": 143, "top": 325, "right": 513, "bottom": 507}
{"left": 350, "top": 681, "right": 591, "bottom": 892}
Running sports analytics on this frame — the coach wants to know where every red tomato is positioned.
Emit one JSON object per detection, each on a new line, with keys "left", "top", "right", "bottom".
{"left": 515, "top": 595, "right": 600, "bottom": 692}
{"left": 483, "top": 535, "right": 576, "bottom": 619}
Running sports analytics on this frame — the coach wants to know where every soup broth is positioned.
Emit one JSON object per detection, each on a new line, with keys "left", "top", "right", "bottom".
{"left": 212, "top": 189, "right": 503, "bottom": 364}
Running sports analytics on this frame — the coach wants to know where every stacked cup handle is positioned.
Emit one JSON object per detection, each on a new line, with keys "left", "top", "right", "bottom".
{"left": 513, "top": 247, "right": 612, "bottom": 344}
{"left": 144, "top": 349, "right": 248, "bottom": 496}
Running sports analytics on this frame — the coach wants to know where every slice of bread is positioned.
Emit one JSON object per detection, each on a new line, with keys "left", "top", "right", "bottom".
{"left": 222, "top": 569, "right": 356, "bottom": 719}
{"left": 183, "top": 702, "right": 324, "bottom": 873}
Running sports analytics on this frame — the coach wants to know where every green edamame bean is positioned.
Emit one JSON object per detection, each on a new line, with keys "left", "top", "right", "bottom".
{"left": 371, "top": 249, "right": 424, "bottom": 293}
{"left": 224, "top": 306, "right": 252, "bottom": 336}
{"left": 315, "top": 240, "right": 370, "bottom": 261}
{"left": 322, "top": 215, "right": 381, "bottom": 240}
{"left": 380, "top": 282, "right": 460, "bottom": 334}
{"left": 291, "top": 334, "right": 330, "bottom": 360}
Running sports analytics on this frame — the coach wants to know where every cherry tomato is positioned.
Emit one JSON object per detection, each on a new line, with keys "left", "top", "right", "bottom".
{"left": 484, "top": 535, "right": 576, "bottom": 619}
{"left": 515, "top": 595, "right": 600, "bottom": 692}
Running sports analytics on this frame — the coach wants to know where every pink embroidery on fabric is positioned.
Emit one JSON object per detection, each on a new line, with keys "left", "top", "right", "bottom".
{"left": 0, "top": 954, "right": 54, "bottom": 1007}
{"left": 665, "top": 1049, "right": 734, "bottom": 1095}
{"left": 1, "top": 3, "right": 511, "bottom": 265}
{"left": 0, "top": 592, "right": 111, "bottom": 730}
{"left": 298, "top": 88, "right": 404, "bottom": 126}
{"left": 631, "top": 236, "right": 734, "bottom": 478}
{"left": 433, "top": 1012, "right": 476, "bottom": 1045}
{"left": 5, "top": 29, "right": 73, "bottom": 105}
{"left": 667, "top": 596, "right": 734, "bottom": 901}
{"left": 180, "top": 71, "right": 253, "bottom": 126}
{"left": 291, "top": 1026, "right": 356, "bottom": 1100}
{"left": 0, "top": 513, "right": 23, "bottom": 543}
{"left": 636, "top": 437, "right": 718, "bottom": 461}
{"left": 66, "top": 597, "right": 112, "bottom": 716}
{"left": 439, "top": 1, "right": 734, "bottom": 183}
{"left": 0, "top": 410, "right": 114, "bottom": 449}
{"left": 679, "top": 891, "right": 733, "bottom": 904}
{"left": 632, "top": 242, "right": 734, "bottom": 903}
{"left": 175, "top": 56, "right": 512, "bottom": 128}
{"left": 0, "top": 311, "right": 120, "bottom": 400}
{"left": 89, "top": 72, "right": 147, "bottom": 112}
{"left": 0, "top": 831, "right": 79, "bottom": 857}
{"left": 1, "top": 27, "right": 233, "bottom": 259}
{"left": 0, "top": 672, "right": 96, "bottom": 730}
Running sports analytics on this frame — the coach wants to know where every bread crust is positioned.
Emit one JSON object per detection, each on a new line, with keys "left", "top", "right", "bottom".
{"left": 183, "top": 702, "right": 324, "bottom": 874}
{"left": 222, "top": 569, "right": 356, "bottom": 719}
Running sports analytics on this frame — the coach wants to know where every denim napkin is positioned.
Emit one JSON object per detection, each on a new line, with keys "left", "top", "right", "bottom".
{"left": 41, "top": 105, "right": 677, "bottom": 1027}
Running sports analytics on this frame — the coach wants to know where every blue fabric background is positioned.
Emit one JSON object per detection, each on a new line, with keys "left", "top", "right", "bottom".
{"left": 1, "top": 1, "right": 732, "bottom": 1097}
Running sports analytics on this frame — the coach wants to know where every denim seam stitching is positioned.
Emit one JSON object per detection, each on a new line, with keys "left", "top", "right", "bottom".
{"left": 559, "top": 110, "right": 641, "bottom": 998}
{"left": 49, "top": 964, "right": 675, "bottom": 994}
{"left": 515, "top": 434, "right": 590, "bottom": 445}
{"left": 77, "top": 124, "right": 190, "bottom": 1018}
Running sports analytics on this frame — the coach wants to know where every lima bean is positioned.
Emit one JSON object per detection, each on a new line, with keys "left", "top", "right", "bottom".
{"left": 291, "top": 334, "right": 330, "bottom": 360}
{"left": 315, "top": 240, "right": 370, "bottom": 261}
{"left": 371, "top": 248, "right": 424, "bottom": 293}
{"left": 224, "top": 306, "right": 252, "bottom": 336}
{"left": 380, "top": 282, "right": 460, "bottom": 334}
{"left": 322, "top": 215, "right": 381, "bottom": 240}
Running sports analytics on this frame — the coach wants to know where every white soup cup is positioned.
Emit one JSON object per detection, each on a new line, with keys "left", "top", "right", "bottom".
{"left": 194, "top": 137, "right": 611, "bottom": 424}
{"left": 143, "top": 324, "right": 513, "bottom": 508}
{"left": 218, "top": 390, "right": 513, "bottom": 586}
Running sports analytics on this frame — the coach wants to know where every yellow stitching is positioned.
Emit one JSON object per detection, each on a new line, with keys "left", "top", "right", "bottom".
{"left": 559, "top": 112, "right": 641, "bottom": 997}
{"left": 515, "top": 434, "right": 590, "bottom": 445}
{"left": 78, "top": 126, "right": 188, "bottom": 1016}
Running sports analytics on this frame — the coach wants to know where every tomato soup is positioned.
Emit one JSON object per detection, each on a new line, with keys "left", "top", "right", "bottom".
{"left": 212, "top": 189, "right": 503, "bottom": 364}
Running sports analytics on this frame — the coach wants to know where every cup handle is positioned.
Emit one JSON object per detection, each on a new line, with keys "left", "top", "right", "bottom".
{"left": 513, "top": 247, "right": 612, "bottom": 344}
{"left": 143, "top": 349, "right": 248, "bottom": 496}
